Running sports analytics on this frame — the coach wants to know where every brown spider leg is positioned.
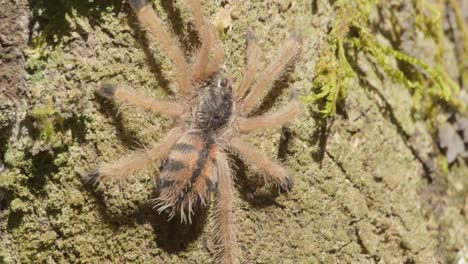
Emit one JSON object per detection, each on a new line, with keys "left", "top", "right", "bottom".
{"left": 237, "top": 89, "right": 299, "bottom": 133}
{"left": 190, "top": 25, "right": 213, "bottom": 81}
{"left": 204, "top": 27, "right": 225, "bottom": 77}
{"left": 129, "top": 0, "right": 191, "bottom": 96}
{"left": 227, "top": 137, "right": 293, "bottom": 191}
{"left": 85, "top": 126, "right": 185, "bottom": 183}
{"left": 97, "top": 84, "right": 185, "bottom": 117}
{"left": 213, "top": 151, "right": 239, "bottom": 264}
{"left": 186, "top": 0, "right": 205, "bottom": 32}
{"left": 235, "top": 29, "right": 262, "bottom": 99}
{"left": 242, "top": 33, "right": 302, "bottom": 113}
{"left": 186, "top": 0, "right": 212, "bottom": 81}
{"left": 185, "top": 0, "right": 223, "bottom": 81}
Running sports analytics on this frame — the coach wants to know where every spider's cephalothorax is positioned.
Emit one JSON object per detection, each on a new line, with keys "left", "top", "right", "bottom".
{"left": 191, "top": 74, "right": 233, "bottom": 132}
{"left": 86, "top": 0, "right": 302, "bottom": 263}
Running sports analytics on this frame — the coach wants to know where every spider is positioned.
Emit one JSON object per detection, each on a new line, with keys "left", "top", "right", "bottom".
{"left": 85, "top": 0, "right": 302, "bottom": 263}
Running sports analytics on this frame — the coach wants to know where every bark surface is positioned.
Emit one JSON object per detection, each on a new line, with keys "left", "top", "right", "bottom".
{"left": 0, "top": 0, "right": 467, "bottom": 263}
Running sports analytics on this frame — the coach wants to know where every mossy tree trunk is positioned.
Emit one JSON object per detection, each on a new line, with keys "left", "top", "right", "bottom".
{"left": 0, "top": 0, "right": 467, "bottom": 263}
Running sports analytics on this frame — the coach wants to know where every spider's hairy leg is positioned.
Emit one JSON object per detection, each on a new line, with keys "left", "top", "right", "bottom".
{"left": 204, "top": 27, "right": 225, "bottom": 78}
{"left": 213, "top": 151, "right": 239, "bottom": 264}
{"left": 190, "top": 25, "right": 213, "bottom": 81}
{"left": 186, "top": 0, "right": 205, "bottom": 32}
{"left": 227, "top": 137, "right": 293, "bottom": 191}
{"left": 97, "top": 84, "right": 185, "bottom": 117}
{"left": 184, "top": 0, "right": 223, "bottom": 81}
{"left": 84, "top": 126, "right": 185, "bottom": 184}
{"left": 238, "top": 89, "right": 300, "bottom": 133}
{"left": 242, "top": 32, "right": 302, "bottom": 113}
{"left": 235, "top": 29, "right": 262, "bottom": 99}
{"left": 129, "top": 0, "right": 191, "bottom": 96}
{"left": 186, "top": 0, "right": 212, "bottom": 80}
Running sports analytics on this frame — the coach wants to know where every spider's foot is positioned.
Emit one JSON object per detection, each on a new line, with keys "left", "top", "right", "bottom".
{"left": 288, "top": 88, "right": 298, "bottom": 101}
{"left": 280, "top": 175, "right": 294, "bottom": 193}
{"left": 289, "top": 31, "right": 303, "bottom": 44}
{"left": 82, "top": 170, "right": 101, "bottom": 186}
{"left": 129, "top": 0, "right": 146, "bottom": 11}
{"left": 246, "top": 28, "right": 258, "bottom": 42}
{"left": 96, "top": 83, "right": 117, "bottom": 99}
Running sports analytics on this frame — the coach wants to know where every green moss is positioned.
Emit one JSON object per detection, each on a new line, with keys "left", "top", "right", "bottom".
{"left": 447, "top": 0, "right": 468, "bottom": 88}
{"left": 3, "top": 148, "right": 27, "bottom": 170}
{"left": 302, "top": 35, "right": 353, "bottom": 116}
{"left": 303, "top": 0, "right": 466, "bottom": 118}
{"left": 353, "top": 27, "right": 465, "bottom": 112}
{"left": 10, "top": 198, "right": 28, "bottom": 213}
{"left": 414, "top": 0, "right": 446, "bottom": 64}
{"left": 29, "top": 101, "right": 64, "bottom": 145}
{"left": 301, "top": 0, "right": 362, "bottom": 116}
{"left": 25, "top": 51, "right": 48, "bottom": 85}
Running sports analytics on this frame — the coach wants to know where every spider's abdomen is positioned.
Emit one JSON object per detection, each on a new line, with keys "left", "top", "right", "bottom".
{"left": 193, "top": 75, "right": 233, "bottom": 132}
{"left": 155, "top": 131, "right": 218, "bottom": 222}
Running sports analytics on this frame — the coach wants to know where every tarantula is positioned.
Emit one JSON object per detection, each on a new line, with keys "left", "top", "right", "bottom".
{"left": 86, "top": 0, "right": 302, "bottom": 263}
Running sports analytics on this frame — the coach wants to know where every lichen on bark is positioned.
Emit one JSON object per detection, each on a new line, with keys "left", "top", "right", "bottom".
{"left": 0, "top": 0, "right": 467, "bottom": 263}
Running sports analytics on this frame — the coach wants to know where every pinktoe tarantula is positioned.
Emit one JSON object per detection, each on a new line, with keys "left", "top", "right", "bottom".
{"left": 86, "top": 0, "right": 302, "bottom": 263}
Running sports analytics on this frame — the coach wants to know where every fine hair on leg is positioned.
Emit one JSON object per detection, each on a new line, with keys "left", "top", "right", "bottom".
{"left": 213, "top": 151, "right": 239, "bottom": 264}
{"left": 97, "top": 84, "right": 185, "bottom": 117}
{"left": 227, "top": 137, "right": 293, "bottom": 191}
{"left": 237, "top": 89, "right": 300, "bottom": 133}
{"left": 130, "top": 0, "right": 191, "bottom": 96}
{"left": 235, "top": 29, "right": 261, "bottom": 99}
{"left": 186, "top": 0, "right": 206, "bottom": 34}
{"left": 204, "top": 26, "right": 225, "bottom": 77}
{"left": 186, "top": 0, "right": 225, "bottom": 81}
{"left": 85, "top": 126, "right": 185, "bottom": 184}
{"left": 186, "top": 0, "right": 214, "bottom": 81}
{"left": 191, "top": 25, "right": 213, "bottom": 81}
{"left": 242, "top": 32, "right": 302, "bottom": 113}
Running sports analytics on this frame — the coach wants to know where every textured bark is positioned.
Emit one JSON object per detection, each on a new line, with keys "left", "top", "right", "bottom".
{"left": 0, "top": 0, "right": 467, "bottom": 263}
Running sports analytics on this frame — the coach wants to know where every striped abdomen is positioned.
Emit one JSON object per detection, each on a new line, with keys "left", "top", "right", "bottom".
{"left": 155, "top": 131, "right": 218, "bottom": 223}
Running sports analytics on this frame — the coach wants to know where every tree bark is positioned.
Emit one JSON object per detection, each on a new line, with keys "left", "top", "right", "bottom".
{"left": 0, "top": 0, "right": 467, "bottom": 263}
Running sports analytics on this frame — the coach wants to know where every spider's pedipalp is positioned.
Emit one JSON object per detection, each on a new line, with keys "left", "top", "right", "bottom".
{"left": 97, "top": 84, "right": 185, "bottom": 117}
{"left": 130, "top": 0, "right": 191, "bottom": 96}
{"left": 213, "top": 151, "right": 239, "bottom": 264}
{"left": 238, "top": 88, "right": 300, "bottom": 133}
{"left": 235, "top": 29, "right": 262, "bottom": 99}
{"left": 86, "top": 126, "right": 185, "bottom": 183}
{"left": 242, "top": 32, "right": 302, "bottom": 113}
{"left": 227, "top": 137, "right": 294, "bottom": 192}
